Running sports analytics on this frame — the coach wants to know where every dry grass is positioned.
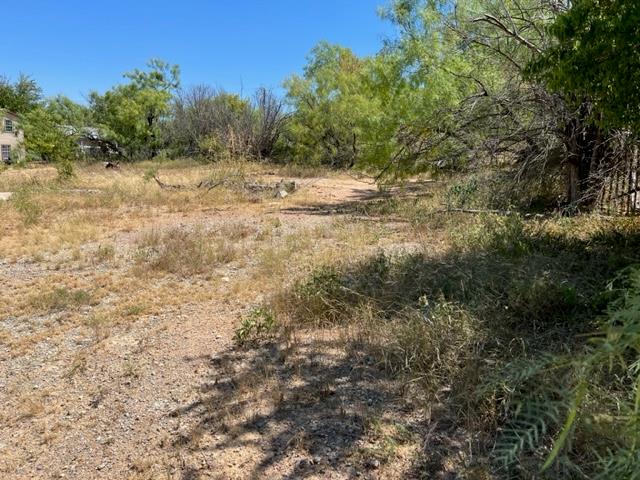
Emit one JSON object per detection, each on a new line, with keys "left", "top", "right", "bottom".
{"left": 26, "top": 286, "right": 94, "bottom": 313}
{"left": 0, "top": 159, "right": 466, "bottom": 479}
{"left": 133, "top": 226, "right": 239, "bottom": 277}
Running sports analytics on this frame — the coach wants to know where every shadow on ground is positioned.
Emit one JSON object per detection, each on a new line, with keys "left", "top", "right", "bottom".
{"left": 168, "top": 335, "right": 429, "bottom": 479}
{"left": 167, "top": 215, "right": 640, "bottom": 479}
{"left": 281, "top": 181, "right": 435, "bottom": 218}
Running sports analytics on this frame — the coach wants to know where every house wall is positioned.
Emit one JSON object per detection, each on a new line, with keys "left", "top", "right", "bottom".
{"left": 0, "top": 113, "right": 25, "bottom": 161}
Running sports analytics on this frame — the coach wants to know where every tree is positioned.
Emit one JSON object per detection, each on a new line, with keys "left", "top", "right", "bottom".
{"left": 0, "top": 74, "right": 42, "bottom": 114}
{"left": 22, "top": 107, "right": 77, "bottom": 178}
{"left": 379, "top": 0, "right": 640, "bottom": 210}
{"left": 45, "top": 95, "right": 92, "bottom": 129}
{"left": 252, "top": 87, "right": 288, "bottom": 160}
{"left": 167, "top": 85, "right": 287, "bottom": 160}
{"left": 284, "top": 42, "right": 410, "bottom": 169}
{"left": 90, "top": 59, "right": 180, "bottom": 159}
{"left": 531, "top": 0, "right": 640, "bottom": 132}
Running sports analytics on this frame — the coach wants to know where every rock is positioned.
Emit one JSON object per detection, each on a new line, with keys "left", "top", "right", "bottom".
{"left": 0, "top": 192, "right": 12, "bottom": 201}
{"left": 364, "top": 458, "right": 381, "bottom": 470}
{"left": 275, "top": 190, "right": 289, "bottom": 199}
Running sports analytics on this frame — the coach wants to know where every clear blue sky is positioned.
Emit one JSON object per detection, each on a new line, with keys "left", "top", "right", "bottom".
{"left": 5, "top": 0, "right": 394, "bottom": 102}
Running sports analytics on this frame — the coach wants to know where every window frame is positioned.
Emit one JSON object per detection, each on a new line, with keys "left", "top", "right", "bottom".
{"left": 4, "top": 119, "right": 13, "bottom": 133}
{"left": 1, "top": 144, "right": 10, "bottom": 162}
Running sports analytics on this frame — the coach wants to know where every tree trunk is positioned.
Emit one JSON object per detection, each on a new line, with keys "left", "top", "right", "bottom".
{"left": 563, "top": 110, "right": 605, "bottom": 211}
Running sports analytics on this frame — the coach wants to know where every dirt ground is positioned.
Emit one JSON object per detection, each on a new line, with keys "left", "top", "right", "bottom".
{"left": 0, "top": 164, "right": 440, "bottom": 479}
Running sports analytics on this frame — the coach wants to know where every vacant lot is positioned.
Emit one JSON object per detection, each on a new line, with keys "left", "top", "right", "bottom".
{"left": 5, "top": 161, "right": 639, "bottom": 479}
{"left": 1, "top": 161, "right": 434, "bottom": 479}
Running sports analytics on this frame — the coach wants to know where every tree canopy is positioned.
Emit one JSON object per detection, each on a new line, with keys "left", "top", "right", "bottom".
{"left": 0, "top": 74, "right": 42, "bottom": 114}
{"left": 90, "top": 59, "right": 180, "bottom": 158}
{"left": 531, "top": 0, "right": 640, "bottom": 131}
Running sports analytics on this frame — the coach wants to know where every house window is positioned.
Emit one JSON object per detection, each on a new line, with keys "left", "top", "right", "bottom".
{"left": 4, "top": 119, "right": 13, "bottom": 133}
{"left": 1, "top": 145, "right": 10, "bottom": 162}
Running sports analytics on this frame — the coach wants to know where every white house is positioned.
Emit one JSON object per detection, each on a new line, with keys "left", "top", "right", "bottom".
{"left": 0, "top": 111, "right": 24, "bottom": 163}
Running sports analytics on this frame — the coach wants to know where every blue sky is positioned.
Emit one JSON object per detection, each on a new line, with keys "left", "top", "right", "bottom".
{"left": 5, "top": 0, "right": 394, "bottom": 102}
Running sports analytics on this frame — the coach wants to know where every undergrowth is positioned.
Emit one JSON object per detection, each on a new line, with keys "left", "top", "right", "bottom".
{"left": 263, "top": 211, "right": 640, "bottom": 478}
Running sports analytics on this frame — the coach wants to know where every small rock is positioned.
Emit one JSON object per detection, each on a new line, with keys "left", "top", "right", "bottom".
{"left": 364, "top": 458, "right": 381, "bottom": 470}
{"left": 275, "top": 190, "right": 289, "bottom": 199}
{"left": 0, "top": 192, "right": 12, "bottom": 201}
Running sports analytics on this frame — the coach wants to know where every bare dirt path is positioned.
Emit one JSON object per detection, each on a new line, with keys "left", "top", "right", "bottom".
{"left": 1, "top": 174, "right": 423, "bottom": 479}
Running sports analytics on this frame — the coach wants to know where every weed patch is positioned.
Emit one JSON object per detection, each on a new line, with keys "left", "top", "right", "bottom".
{"left": 134, "top": 227, "right": 237, "bottom": 276}
{"left": 28, "top": 287, "right": 93, "bottom": 313}
{"left": 234, "top": 307, "right": 277, "bottom": 345}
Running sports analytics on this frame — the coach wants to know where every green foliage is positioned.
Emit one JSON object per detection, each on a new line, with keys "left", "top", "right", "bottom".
{"left": 284, "top": 43, "right": 411, "bottom": 169}
{"left": 477, "top": 265, "right": 640, "bottom": 478}
{"left": 21, "top": 107, "right": 76, "bottom": 178}
{"left": 0, "top": 74, "right": 42, "bottom": 114}
{"left": 44, "top": 95, "right": 92, "bottom": 129}
{"left": 530, "top": 0, "right": 640, "bottom": 132}
{"left": 90, "top": 59, "right": 180, "bottom": 159}
{"left": 289, "top": 266, "right": 352, "bottom": 326}
{"left": 234, "top": 307, "right": 277, "bottom": 345}
{"left": 445, "top": 179, "right": 479, "bottom": 209}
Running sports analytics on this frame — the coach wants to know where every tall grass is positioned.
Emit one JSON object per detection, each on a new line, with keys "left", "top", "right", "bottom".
{"left": 264, "top": 212, "right": 640, "bottom": 477}
{"left": 134, "top": 227, "right": 237, "bottom": 276}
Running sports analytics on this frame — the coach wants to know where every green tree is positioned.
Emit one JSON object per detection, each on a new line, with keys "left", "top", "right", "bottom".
{"left": 284, "top": 42, "right": 412, "bottom": 170}
{"left": 45, "top": 95, "right": 92, "bottom": 129}
{"left": 0, "top": 74, "right": 42, "bottom": 114}
{"left": 90, "top": 59, "right": 180, "bottom": 159}
{"left": 22, "top": 107, "right": 77, "bottom": 178}
{"left": 531, "top": 0, "right": 640, "bottom": 132}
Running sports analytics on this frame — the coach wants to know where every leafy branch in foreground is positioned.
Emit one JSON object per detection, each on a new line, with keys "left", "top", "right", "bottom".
{"left": 487, "top": 266, "right": 640, "bottom": 477}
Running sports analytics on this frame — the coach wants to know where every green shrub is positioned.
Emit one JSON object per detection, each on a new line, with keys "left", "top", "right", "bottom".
{"left": 234, "top": 307, "right": 277, "bottom": 345}
{"left": 481, "top": 266, "right": 640, "bottom": 477}
{"left": 445, "top": 179, "right": 478, "bottom": 209}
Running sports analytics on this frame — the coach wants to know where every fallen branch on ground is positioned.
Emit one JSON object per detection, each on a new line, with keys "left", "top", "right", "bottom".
{"left": 431, "top": 207, "right": 545, "bottom": 218}
{"left": 152, "top": 174, "right": 297, "bottom": 197}
{"left": 434, "top": 207, "right": 515, "bottom": 215}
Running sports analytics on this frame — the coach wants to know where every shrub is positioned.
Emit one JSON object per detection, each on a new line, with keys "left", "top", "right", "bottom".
{"left": 234, "top": 307, "right": 277, "bottom": 345}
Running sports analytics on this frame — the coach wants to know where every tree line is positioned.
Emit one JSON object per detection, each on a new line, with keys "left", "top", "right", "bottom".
{"left": 2, "top": 0, "right": 639, "bottom": 212}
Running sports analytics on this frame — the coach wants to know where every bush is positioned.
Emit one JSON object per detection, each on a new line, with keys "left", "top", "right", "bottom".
{"left": 234, "top": 307, "right": 277, "bottom": 345}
